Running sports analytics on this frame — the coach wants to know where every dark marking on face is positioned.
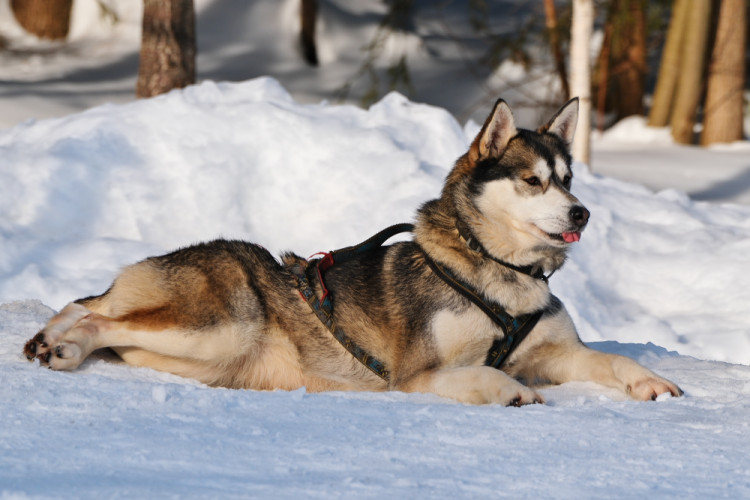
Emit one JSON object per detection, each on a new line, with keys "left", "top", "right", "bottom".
{"left": 468, "top": 129, "right": 573, "bottom": 198}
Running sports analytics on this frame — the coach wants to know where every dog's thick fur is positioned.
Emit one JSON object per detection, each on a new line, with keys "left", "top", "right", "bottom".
{"left": 24, "top": 98, "right": 682, "bottom": 405}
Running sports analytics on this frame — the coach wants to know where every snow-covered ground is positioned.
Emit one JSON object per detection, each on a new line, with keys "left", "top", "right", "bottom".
{"left": 1, "top": 0, "right": 749, "bottom": 498}
{"left": 2, "top": 297, "right": 749, "bottom": 499}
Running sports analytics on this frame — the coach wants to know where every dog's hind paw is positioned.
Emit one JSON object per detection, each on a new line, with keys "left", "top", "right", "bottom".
{"left": 24, "top": 332, "right": 86, "bottom": 370}
{"left": 23, "top": 303, "right": 93, "bottom": 371}
{"left": 23, "top": 332, "right": 46, "bottom": 359}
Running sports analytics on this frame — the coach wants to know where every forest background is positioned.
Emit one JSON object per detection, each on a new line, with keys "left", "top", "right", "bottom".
{"left": 3, "top": 0, "right": 748, "bottom": 161}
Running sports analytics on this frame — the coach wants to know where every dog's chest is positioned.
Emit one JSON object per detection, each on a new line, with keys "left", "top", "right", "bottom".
{"left": 430, "top": 308, "right": 500, "bottom": 366}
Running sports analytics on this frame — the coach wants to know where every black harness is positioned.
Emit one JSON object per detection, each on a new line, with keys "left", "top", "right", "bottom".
{"left": 288, "top": 224, "right": 546, "bottom": 382}
{"left": 288, "top": 224, "right": 413, "bottom": 381}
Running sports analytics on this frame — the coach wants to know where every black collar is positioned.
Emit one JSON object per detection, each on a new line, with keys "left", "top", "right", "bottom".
{"left": 455, "top": 219, "right": 553, "bottom": 283}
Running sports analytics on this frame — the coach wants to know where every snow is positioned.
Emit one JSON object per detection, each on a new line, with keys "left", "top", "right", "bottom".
{"left": 1, "top": 0, "right": 749, "bottom": 498}
{"left": 592, "top": 116, "right": 750, "bottom": 205}
{"left": 2, "top": 301, "right": 750, "bottom": 499}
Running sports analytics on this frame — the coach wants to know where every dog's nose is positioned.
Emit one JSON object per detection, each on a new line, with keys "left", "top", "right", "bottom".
{"left": 569, "top": 205, "right": 590, "bottom": 227}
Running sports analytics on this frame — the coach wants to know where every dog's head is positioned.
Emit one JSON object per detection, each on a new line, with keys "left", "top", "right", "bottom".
{"left": 447, "top": 98, "right": 589, "bottom": 265}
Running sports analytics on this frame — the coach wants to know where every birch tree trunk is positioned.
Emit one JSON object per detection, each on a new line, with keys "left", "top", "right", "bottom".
{"left": 570, "top": 0, "right": 594, "bottom": 165}
{"left": 670, "top": 0, "right": 711, "bottom": 144}
{"left": 136, "top": 0, "right": 196, "bottom": 98}
{"left": 701, "top": 0, "right": 746, "bottom": 145}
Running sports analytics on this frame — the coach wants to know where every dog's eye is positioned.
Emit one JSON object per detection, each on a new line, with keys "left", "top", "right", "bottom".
{"left": 524, "top": 176, "right": 541, "bottom": 187}
{"left": 562, "top": 175, "right": 572, "bottom": 188}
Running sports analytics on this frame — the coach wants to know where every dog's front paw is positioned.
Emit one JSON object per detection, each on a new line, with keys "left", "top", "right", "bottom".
{"left": 459, "top": 384, "right": 544, "bottom": 406}
{"left": 454, "top": 366, "right": 544, "bottom": 406}
{"left": 451, "top": 368, "right": 545, "bottom": 406}
{"left": 628, "top": 376, "right": 683, "bottom": 401}
{"left": 503, "top": 386, "right": 545, "bottom": 407}
{"left": 401, "top": 366, "right": 545, "bottom": 406}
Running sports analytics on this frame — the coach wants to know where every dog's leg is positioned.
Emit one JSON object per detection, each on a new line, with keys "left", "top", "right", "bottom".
{"left": 565, "top": 346, "right": 683, "bottom": 400}
{"left": 24, "top": 304, "right": 257, "bottom": 372}
{"left": 24, "top": 245, "right": 274, "bottom": 377}
{"left": 396, "top": 366, "right": 544, "bottom": 406}
{"left": 506, "top": 304, "right": 683, "bottom": 400}
{"left": 516, "top": 342, "right": 683, "bottom": 400}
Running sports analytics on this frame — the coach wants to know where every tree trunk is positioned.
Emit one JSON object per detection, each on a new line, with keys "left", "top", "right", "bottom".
{"left": 611, "top": 0, "right": 645, "bottom": 119}
{"left": 648, "top": 0, "right": 689, "bottom": 127}
{"left": 701, "top": 0, "right": 746, "bottom": 145}
{"left": 136, "top": 0, "right": 196, "bottom": 99}
{"left": 570, "top": 0, "right": 594, "bottom": 165}
{"left": 544, "top": 0, "right": 570, "bottom": 100}
{"left": 11, "top": 0, "right": 72, "bottom": 40}
{"left": 300, "top": 0, "right": 319, "bottom": 66}
{"left": 670, "top": 0, "right": 711, "bottom": 144}
{"left": 595, "top": 9, "right": 613, "bottom": 132}
{"left": 595, "top": 0, "right": 646, "bottom": 127}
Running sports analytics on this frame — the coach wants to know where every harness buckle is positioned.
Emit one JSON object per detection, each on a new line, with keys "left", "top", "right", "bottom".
{"left": 309, "top": 252, "right": 335, "bottom": 307}
{"left": 317, "top": 252, "right": 335, "bottom": 272}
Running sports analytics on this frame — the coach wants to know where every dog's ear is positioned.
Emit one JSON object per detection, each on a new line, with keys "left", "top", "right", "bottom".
{"left": 469, "top": 99, "right": 517, "bottom": 163}
{"left": 541, "top": 97, "right": 579, "bottom": 145}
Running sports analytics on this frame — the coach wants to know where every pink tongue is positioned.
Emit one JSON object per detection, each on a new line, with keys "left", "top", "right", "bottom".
{"left": 562, "top": 231, "right": 581, "bottom": 243}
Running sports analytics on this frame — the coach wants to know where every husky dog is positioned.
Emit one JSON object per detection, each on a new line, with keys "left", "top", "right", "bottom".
{"left": 24, "top": 98, "right": 682, "bottom": 405}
